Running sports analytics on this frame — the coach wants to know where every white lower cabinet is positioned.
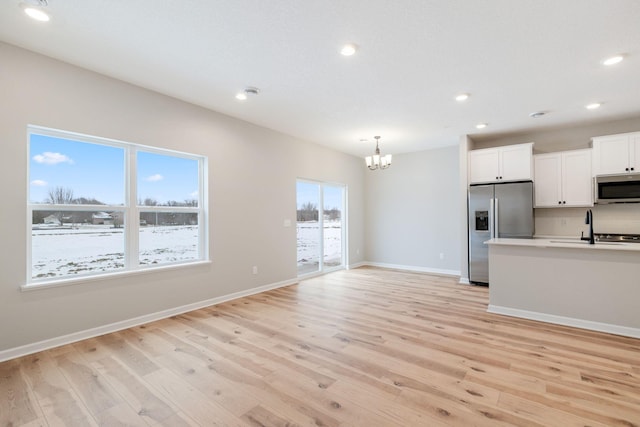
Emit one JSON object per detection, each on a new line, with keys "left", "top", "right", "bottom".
{"left": 534, "top": 149, "right": 592, "bottom": 207}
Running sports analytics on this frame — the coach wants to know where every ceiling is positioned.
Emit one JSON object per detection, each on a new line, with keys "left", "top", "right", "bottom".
{"left": 2, "top": 0, "right": 640, "bottom": 157}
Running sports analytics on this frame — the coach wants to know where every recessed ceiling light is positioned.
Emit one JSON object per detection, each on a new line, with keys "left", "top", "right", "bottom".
{"left": 23, "top": 3, "right": 50, "bottom": 21}
{"left": 586, "top": 102, "right": 601, "bottom": 110}
{"left": 340, "top": 43, "right": 358, "bottom": 56}
{"left": 455, "top": 93, "right": 469, "bottom": 102}
{"left": 476, "top": 123, "right": 488, "bottom": 129}
{"left": 602, "top": 55, "right": 624, "bottom": 66}
{"left": 21, "top": 0, "right": 50, "bottom": 21}
{"left": 235, "top": 86, "right": 260, "bottom": 101}
{"left": 24, "top": 7, "right": 49, "bottom": 21}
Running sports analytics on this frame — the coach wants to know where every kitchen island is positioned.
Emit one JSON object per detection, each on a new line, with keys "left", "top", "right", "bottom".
{"left": 486, "top": 237, "right": 640, "bottom": 338}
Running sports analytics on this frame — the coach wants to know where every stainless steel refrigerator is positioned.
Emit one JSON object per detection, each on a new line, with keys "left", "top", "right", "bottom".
{"left": 468, "top": 181, "right": 534, "bottom": 285}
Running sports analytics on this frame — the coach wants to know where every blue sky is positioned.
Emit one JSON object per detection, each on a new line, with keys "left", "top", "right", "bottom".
{"left": 297, "top": 181, "right": 344, "bottom": 210}
{"left": 137, "top": 151, "right": 198, "bottom": 204}
{"left": 29, "top": 133, "right": 342, "bottom": 209}
{"left": 29, "top": 134, "right": 198, "bottom": 205}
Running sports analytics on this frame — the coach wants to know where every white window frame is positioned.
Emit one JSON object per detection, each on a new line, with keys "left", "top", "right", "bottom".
{"left": 26, "top": 125, "right": 209, "bottom": 289}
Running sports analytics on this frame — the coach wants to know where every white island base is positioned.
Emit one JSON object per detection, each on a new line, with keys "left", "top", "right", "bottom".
{"left": 487, "top": 238, "right": 640, "bottom": 339}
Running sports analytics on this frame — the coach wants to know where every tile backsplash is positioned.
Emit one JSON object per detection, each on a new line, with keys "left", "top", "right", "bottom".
{"left": 535, "top": 204, "right": 640, "bottom": 237}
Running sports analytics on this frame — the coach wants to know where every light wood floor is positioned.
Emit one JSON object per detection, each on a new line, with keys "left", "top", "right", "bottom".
{"left": 2, "top": 267, "right": 640, "bottom": 426}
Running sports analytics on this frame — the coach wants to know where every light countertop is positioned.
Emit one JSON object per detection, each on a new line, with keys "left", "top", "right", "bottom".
{"left": 485, "top": 237, "right": 640, "bottom": 251}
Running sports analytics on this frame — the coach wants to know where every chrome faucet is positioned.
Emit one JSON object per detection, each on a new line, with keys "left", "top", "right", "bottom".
{"left": 580, "top": 209, "right": 595, "bottom": 244}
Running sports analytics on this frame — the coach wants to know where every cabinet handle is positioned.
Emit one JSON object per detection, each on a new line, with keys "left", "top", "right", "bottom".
{"left": 632, "top": 167, "right": 635, "bottom": 171}
{"left": 626, "top": 167, "right": 630, "bottom": 171}
{"left": 558, "top": 201, "right": 562, "bottom": 205}
{"left": 496, "top": 176, "right": 499, "bottom": 180}
{"left": 563, "top": 201, "right": 566, "bottom": 204}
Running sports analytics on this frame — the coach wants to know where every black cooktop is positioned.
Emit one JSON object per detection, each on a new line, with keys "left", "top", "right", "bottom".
{"left": 595, "top": 233, "right": 640, "bottom": 243}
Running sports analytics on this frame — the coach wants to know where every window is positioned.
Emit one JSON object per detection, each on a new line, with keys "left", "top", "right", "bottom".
{"left": 137, "top": 151, "right": 201, "bottom": 266}
{"left": 296, "top": 180, "right": 345, "bottom": 276}
{"left": 27, "top": 126, "right": 207, "bottom": 285}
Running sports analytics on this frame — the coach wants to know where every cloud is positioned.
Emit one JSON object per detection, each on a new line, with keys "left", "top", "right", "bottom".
{"left": 145, "top": 174, "right": 163, "bottom": 182}
{"left": 189, "top": 190, "right": 198, "bottom": 198}
{"left": 33, "top": 152, "right": 74, "bottom": 165}
{"left": 31, "top": 179, "right": 48, "bottom": 186}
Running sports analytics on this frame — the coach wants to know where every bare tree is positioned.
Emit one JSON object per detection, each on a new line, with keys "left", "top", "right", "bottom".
{"left": 45, "top": 186, "right": 74, "bottom": 223}
{"left": 297, "top": 202, "right": 318, "bottom": 221}
{"left": 46, "top": 186, "right": 74, "bottom": 204}
{"left": 325, "top": 207, "right": 341, "bottom": 221}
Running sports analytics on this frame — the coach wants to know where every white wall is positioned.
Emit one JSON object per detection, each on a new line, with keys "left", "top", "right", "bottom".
{"left": 458, "top": 135, "right": 472, "bottom": 283}
{"left": 0, "top": 42, "right": 365, "bottom": 352}
{"left": 364, "top": 146, "right": 461, "bottom": 274}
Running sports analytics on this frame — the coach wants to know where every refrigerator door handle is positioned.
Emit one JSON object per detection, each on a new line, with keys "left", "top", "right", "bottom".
{"left": 489, "top": 198, "right": 495, "bottom": 239}
{"left": 494, "top": 198, "right": 499, "bottom": 239}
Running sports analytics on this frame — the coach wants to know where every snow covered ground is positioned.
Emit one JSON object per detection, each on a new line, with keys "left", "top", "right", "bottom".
{"left": 297, "top": 220, "right": 342, "bottom": 275}
{"left": 31, "top": 225, "right": 198, "bottom": 279}
{"left": 31, "top": 221, "right": 342, "bottom": 280}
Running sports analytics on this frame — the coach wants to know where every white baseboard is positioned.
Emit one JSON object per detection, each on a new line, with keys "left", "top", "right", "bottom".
{"left": 1, "top": 263, "right": 465, "bottom": 363}
{"left": 458, "top": 277, "right": 471, "bottom": 285}
{"left": 488, "top": 304, "right": 640, "bottom": 339}
{"left": 0, "top": 278, "right": 298, "bottom": 363}
{"left": 347, "top": 261, "right": 367, "bottom": 270}
{"left": 363, "top": 261, "right": 460, "bottom": 278}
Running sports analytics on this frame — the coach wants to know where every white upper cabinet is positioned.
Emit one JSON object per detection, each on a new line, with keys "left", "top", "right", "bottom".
{"left": 500, "top": 144, "right": 534, "bottom": 180}
{"left": 592, "top": 132, "right": 640, "bottom": 176}
{"left": 533, "top": 154, "right": 562, "bottom": 206}
{"left": 534, "top": 149, "right": 592, "bottom": 207}
{"left": 562, "top": 149, "right": 593, "bottom": 206}
{"left": 468, "top": 148, "right": 500, "bottom": 183}
{"left": 468, "top": 142, "right": 533, "bottom": 184}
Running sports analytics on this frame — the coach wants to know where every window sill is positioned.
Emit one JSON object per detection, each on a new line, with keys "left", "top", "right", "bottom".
{"left": 21, "top": 260, "right": 212, "bottom": 292}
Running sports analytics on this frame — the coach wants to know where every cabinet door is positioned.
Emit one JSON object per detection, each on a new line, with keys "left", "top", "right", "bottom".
{"left": 469, "top": 149, "right": 500, "bottom": 183}
{"left": 562, "top": 149, "right": 593, "bottom": 206}
{"left": 592, "top": 135, "right": 630, "bottom": 175}
{"left": 630, "top": 135, "right": 640, "bottom": 172}
{"left": 534, "top": 154, "right": 562, "bottom": 207}
{"left": 500, "top": 144, "right": 533, "bottom": 181}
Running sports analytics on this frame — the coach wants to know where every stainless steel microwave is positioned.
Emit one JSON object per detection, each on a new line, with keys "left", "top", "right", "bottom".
{"left": 595, "top": 174, "right": 640, "bottom": 204}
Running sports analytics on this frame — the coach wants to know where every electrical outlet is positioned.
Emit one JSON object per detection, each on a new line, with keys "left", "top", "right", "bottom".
{"left": 252, "top": 266, "right": 258, "bottom": 275}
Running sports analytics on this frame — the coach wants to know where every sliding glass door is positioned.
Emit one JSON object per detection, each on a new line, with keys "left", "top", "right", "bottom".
{"left": 296, "top": 180, "right": 345, "bottom": 276}
{"left": 296, "top": 181, "right": 321, "bottom": 275}
{"left": 322, "top": 184, "right": 343, "bottom": 269}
